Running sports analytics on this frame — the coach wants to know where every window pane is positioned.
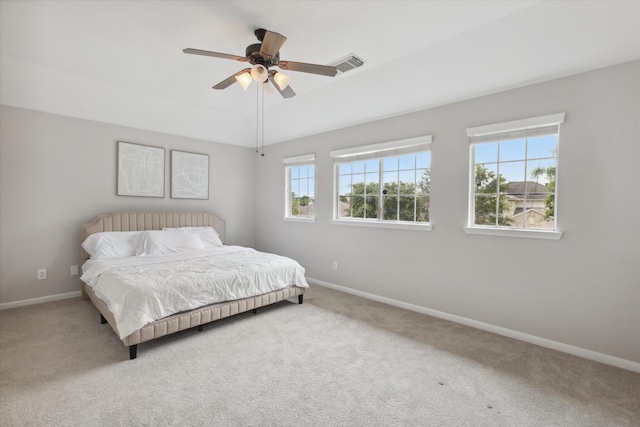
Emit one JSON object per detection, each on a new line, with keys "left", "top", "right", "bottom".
{"left": 416, "top": 151, "right": 431, "bottom": 169}
{"left": 339, "top": 177, "right": 352, "bottom": 196}
{"left": 339, "top": 163, "right": 351, "bottom": 175}
{"left": 498, "top": 193, "right": 516, "bottom": 227}
{"left": 291, "top": 167, "right": 299, "bottom": 179}
{"left": 416, "top": 196, "right": 430, "bottom": 222}
{"left": 399, "top": 170, "right": 415, "bottom": 191}
{"left": 308, "top": 165, "right": 315, "bottom": 178}
{"left": 351, "top": 196, "right": 376, "bottom": 218}
{"left": 528, "top": 158, "right": 556, "bottom": 186}
{"left": 352, "top": 161, "right": 365, "bottom": 174}
{"left": 524, "top": 207, "right": 554, "bottom": 229}
{"left": 308, "top": 184, "right": 315, "bottom": 198}
{"left": 527, "top": 135, "right": 557, "bottom": 160}
{"left": 365, "top": 195, "right": 378, "bottom": 219}
{"left": 475, "top": 143, "right": 498, "bottom": 163}
{"left": 302, "top": 198, "right": 315, "bottom": 217}
{"left": 383, "top": 170, "right": 398, "bottom": 183}
{"left": 365, "top": 159, "right": 379, "bottom": 172}
{"left": 352, "top": 174, "right": 365, "bottom": 191}
{"left": 398, "top": 196, "right": 415, "bottom": 221}
{"left": 399, "top": 154, "right": 415, "bottom": 170}
{"left": 299, "top": 179, "right": 309, "bottom": 197}
{"left": 383, "top": 156, "right": 398, "bottom": 171}
{"left": 382, "top": 195, "right": 397, "bottom": 221}
{"left": 299, "top": 166, "right": 308, "bottom": 179}
{"left": 499, "top": 139, "right": 526, "bottom": 161}
{"left": 417, "top": 169, "right": 430, "bottom": 195}
{"left": 338, "top": 196, "right": 352, "bottom": 218}
{"left": 475, "top": 164, "right": 499, "bottom": 194}
{"left": 297, "top": 193, "right": 311, "bottom": 215}
{"left": 290, "top": 180, "right": 299, "bottom": 197}
{"left": 399, "top": 182, "right": 415, "bottom": 195}
{"left": 500, "top": 160, "right": 526, "bottom": 186}
{"left": 365, "top": 172, "right": 378, "bottom": 186}
{"left": 351, "top": 195, "right": 366, "bottom": 218}
{"left": 367, "top": 181, "right": 379, "bottom": 196}
{"left": 474, "top": 194, "right": 497, "bottom": 226}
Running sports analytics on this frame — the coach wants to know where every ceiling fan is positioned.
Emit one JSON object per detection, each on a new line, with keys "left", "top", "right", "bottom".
{"left": 183, "top": 28, "right": 338, "bottom": 98}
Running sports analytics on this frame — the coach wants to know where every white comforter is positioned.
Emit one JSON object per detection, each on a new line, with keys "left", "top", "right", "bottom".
{"left": 81, "top": 246, "right": 308, "bottom": 339}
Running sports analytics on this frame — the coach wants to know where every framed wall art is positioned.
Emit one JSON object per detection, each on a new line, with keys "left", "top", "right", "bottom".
{"left": 171, "top": 150, "right": 209, "bottom": 199}
{"left": 117, "top": 141, "right": 165, "bottom": 197}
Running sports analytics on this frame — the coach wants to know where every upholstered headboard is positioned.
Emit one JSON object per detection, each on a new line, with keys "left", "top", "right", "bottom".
{"left": 80, "top": 211, "right": 226, "bottom": 265}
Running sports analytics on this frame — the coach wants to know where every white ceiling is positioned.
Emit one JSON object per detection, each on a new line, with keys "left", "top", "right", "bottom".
{"left": 1, "top": 1, "right": 639, "bottom": 147}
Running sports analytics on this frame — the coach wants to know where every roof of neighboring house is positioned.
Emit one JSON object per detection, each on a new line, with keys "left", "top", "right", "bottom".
{"left": 507, "top": 181, "right": 548, "bottom": 199}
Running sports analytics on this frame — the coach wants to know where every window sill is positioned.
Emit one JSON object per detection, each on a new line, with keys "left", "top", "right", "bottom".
{"left": 463, "top": 226, "right": 562, "bottom": 240}
{"left": 283, "top": 217, "right": 316, "bottom": 223}
{"left": 331, "top": 219, "right": 432, "bottom": 231}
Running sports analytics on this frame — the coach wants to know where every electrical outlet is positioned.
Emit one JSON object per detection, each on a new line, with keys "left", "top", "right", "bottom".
{"left": 37, "top": 269, "right": 47, "bottom": 280}
{"left": 70, "top": 265, "right": 79, "bottom": 276}
{"left": 332, "top": 261, "right": 338, "bottom": 271}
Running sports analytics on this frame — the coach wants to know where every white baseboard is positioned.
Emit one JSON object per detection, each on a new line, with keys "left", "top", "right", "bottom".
{"left": 0, "top": 291, "right": 82, "bottom": 310}
{"left": 307, "top": 277, "right": 640, "bottom": 374}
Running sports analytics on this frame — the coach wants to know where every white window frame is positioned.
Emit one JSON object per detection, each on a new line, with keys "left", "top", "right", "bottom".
{"left": 283, "top": 153, "right": 316, "bottom": 223}
{"left": 330, "top": 136, "right": 433, "bottom": 231}
{"left": 464, "top": 113, "right": 565, "bottom": 240}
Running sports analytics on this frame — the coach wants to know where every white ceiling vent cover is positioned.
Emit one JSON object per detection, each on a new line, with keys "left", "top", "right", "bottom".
{"left": 330, "top": 54, "right": 366, "bottom": 75}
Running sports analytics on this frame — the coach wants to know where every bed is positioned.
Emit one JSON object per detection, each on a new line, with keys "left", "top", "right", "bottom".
{"left": 80, "top": 211, "right": 307, "bottom": 359}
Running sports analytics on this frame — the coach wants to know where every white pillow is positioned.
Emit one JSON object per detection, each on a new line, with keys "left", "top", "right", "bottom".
{"left": 162, "top": 226, "right": 223, "bottom": 248}
{"left": 132, "top": 230, "right": 206, "bottom": 256}
{"left": 82, "top": 231, "right": 141, "bottom": 259}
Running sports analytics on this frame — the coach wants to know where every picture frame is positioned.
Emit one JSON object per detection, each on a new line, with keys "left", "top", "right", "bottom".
{"left": 117, "top": 141, "right": 165, "bottom": 197}
{"left": 170, "top": 150, "right": 209, "bottom": 199}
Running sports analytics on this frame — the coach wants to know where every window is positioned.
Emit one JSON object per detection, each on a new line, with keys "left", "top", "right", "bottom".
{"left": 465, "top": 113, "right": 564, "bottom": 239}
{"left": 330, "top": 136, "right": 432, "bottom": 230}
{"left": 284, "top": 154, "right": 315, "bottom": 222}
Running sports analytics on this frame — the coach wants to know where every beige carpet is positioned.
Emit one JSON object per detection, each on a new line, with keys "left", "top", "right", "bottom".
{"left": 1, "top": 285, "right": 638, "bottom": 426}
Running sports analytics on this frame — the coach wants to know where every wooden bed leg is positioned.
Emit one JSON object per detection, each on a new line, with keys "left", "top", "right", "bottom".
{"left": 100, "top": 314, "right": 107, "bottom": 324}
{"left": 198, "top": 325, "right": 204, "bottom": 332}
{"left": 298, "top": 295, "right": 304, "bottom": 304}
{"left": 252, "top": 309, "right": 257, "bottom": 314}
{"left": 129, "top": 345, "right": 138, "bottom": 360}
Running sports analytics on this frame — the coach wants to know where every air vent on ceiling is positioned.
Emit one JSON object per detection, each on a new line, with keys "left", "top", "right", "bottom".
{"left": 330, "top": 54, "right": 366, "bottom": 75}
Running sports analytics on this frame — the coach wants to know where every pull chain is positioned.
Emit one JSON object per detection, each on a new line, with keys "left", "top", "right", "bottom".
{"left": 255, "top": 82, "right": 266, "bottom": 157}
{"left": 261, "top": 83, "right": 265, "bottom": 157}
{"left": 255, "top": 83, "right": 259, "bottom": 154}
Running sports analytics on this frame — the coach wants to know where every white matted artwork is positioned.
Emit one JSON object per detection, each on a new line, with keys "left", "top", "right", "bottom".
{"left": 117, "top": 141, "right": 165, "bottom": 197}
{"left": 171, "top": 150, "right": 209, "bottom": 199}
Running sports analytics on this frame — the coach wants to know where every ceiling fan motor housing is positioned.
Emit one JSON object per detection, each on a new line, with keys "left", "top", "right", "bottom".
{"left": 246, "top": 43, "right": 279, "bottom": 68}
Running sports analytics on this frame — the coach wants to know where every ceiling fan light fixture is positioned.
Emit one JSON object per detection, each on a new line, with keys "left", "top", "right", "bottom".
{"left": 235, "top": 71, "right": 252, "bottom": 90}
{"left": 272, "top": 71, "right": 290, "bottom": 90}
{"left": 250, "top": 64, "right": 268, "bottom": 83}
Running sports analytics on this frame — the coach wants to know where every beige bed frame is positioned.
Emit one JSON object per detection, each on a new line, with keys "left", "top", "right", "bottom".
{"left": 81, "top": 211, "right": 305, "bottom": 359}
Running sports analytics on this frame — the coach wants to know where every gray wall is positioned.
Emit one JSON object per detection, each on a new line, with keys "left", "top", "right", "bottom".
{"left": 1, "top": 61, "right": 637, "bottom": 365}
{"left": 0, "top": 106, "right": 256, "bottom": 303}
{"left": 254, "top": 60, "right": 640, "bottom": 363}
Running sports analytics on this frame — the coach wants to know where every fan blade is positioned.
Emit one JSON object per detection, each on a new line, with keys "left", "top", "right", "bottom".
{"left": 268, "top": 74, "right": 296, "bottom": 99}
{"left": 278, "top": 60, "right": 337, "bottom": 77}
{"left": 213, "top": 68, "right": 251, "bottom": 90}
{"left": 183, "top": 48, "right": 248, "bottom": 62}
{"left": 260, "top": 31, "right": 287, "bottom": 59}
